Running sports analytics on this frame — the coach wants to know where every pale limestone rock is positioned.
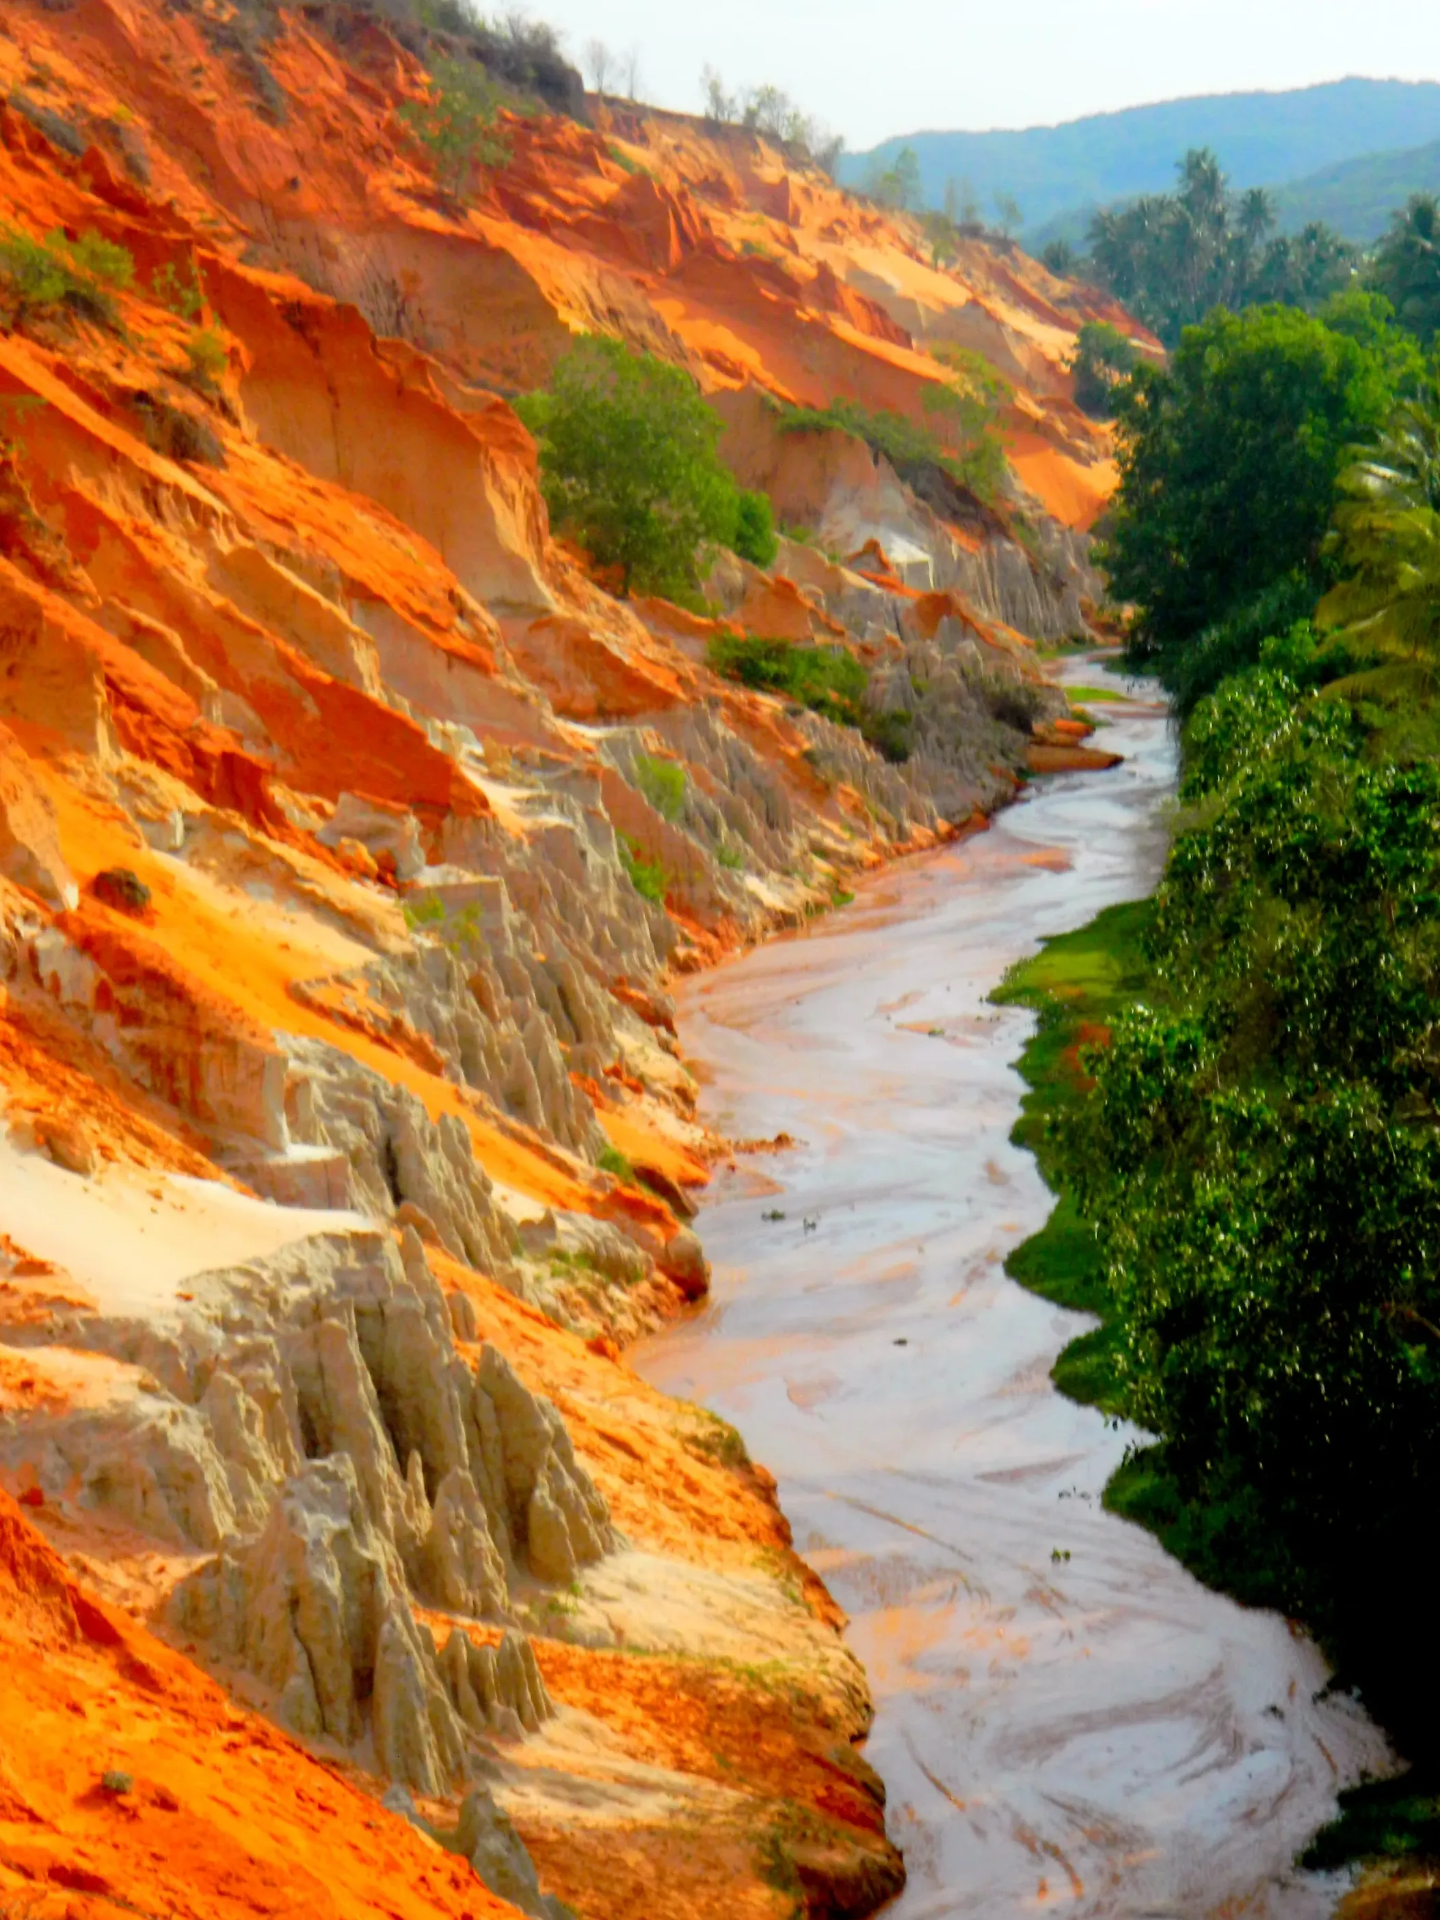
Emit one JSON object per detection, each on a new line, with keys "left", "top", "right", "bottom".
{"left": 422, "top": 1467, "right": 509, "bottom": 1619}
{"left": 476, "top": 1346, "right": 613, "bottom": 1581}
{"left": 457, "top": 1785, "right": 571, "bottom": 1920}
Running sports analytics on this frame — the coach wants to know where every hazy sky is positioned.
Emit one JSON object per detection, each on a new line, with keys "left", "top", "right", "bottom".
{"left": 532, "top": 0, "right": 1440, "bottom": 151}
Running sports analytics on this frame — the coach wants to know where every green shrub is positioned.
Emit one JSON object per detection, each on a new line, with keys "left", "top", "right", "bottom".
{"left": 731, "top": 487, "right": 778, "bottom": 568}
{"left": 0, "top": 224, "right": 134, "bottom": 328}
{"left": 861, "top": 708, "right": 915, "bottom": 763}
{"left": 633, "top": 751, "right": 685, "bottom": 821}
{"left": 708, "top": 633, "right": 866, "bottom": 719}
{"left": 398, "top": 55, "right": 510, "bottom": 195}
{"left": 707, "top": 635, "right": 915, "bottom": 765}
{"left": 518, "top": 338, "right": 739, "bottom": 599}
{"left": 716, "top": 843, "right": 745, "bottom": 870}
{"left": 781, "top": 372, "right": 1007, "bottom": 504}
{"left": 1070, "top": 320, "right": 1139, "bottom": 419}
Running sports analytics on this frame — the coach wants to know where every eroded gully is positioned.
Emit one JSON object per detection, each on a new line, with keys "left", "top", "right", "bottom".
{"left": 634, "top": 656, "right": 1391, "bottom": 1919}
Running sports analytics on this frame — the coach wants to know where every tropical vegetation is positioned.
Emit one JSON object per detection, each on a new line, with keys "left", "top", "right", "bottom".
{"left": 1002, "top": 253, "right": 1440, "bottom": 1868}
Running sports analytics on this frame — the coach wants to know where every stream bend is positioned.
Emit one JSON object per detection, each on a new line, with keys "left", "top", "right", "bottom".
{"left": 636, "top": 657, "right": 1391, "bottom": 1919}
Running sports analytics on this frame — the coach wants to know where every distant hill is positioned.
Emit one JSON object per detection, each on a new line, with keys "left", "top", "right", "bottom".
{"left": 839, "top": 78, "right": 1440, "bottom": 233}
{"left": 1268, "top": 140, "right": 1440, "bottom": 241}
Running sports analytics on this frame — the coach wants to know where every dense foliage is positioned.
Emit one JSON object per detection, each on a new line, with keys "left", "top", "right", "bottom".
{"left": 517, "top": 339, "right": 775, "bottom": 598}
{"left": 1101, "top": 292, "right": 1421, "bottom": 664}
{"left": 1012, "top": 281, "right": 1440, "bottom": 1797}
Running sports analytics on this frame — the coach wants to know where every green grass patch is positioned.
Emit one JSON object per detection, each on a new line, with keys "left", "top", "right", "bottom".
{"left": 633, "top": 750, "right": 685, "bottom": 821}
{"left": 1064, "top": 684, "right": 1124, "bottom": 703}
{"left": 598, "top": 1145, "right": 637, "bottom": 1184}
{"left": 990, "top": 899, "right": 1154, "bottom": 1409}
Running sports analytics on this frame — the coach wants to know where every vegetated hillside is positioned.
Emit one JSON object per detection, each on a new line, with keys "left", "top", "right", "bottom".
{"left": 0, "top": 1, "right": 1138, "bottom": 1916}
{"left": 843, "top": 77, "right": 1440, "bottom": 236}
{"left": 1267, "top": 138, "right": 1440, "bottom": 241}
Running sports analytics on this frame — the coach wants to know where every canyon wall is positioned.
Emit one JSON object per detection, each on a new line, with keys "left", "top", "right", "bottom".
{"left": 0, "top": 5, "right": 1145, "bottom": 1914}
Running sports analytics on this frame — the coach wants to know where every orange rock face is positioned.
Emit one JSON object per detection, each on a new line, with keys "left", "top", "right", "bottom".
{"left": 0, "top": 6, "right": 1133, "bottom": 1915}
{"left": 0, "top": 1488, "right": 520, "bottom": 1920}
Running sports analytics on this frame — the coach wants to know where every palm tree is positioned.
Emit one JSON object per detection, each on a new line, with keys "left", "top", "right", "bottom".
{"left": 1319, "top": 385, "right": 1440, "bottom": 693}
{"left": 1371, "top": 195, "right": 1440, "bottom": 343}
{"left": 1237, "top": 186, "right": 1276, "bottom": 249}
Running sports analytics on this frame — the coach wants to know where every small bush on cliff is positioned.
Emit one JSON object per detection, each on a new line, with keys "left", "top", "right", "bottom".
{"left": 0, "top": 224, "right": 134, "bottom": 330}
{"left": 399, "top": 55, "right": 510, "bottom": 195}
{"left": 780, "top": 370, "right": 1008, "bottom": 506}
{"left": 1070, "top": 321, "right": 1139, "bottom": 419}
{"left": 518, "top": 338, "right": 754, "bottom": 599}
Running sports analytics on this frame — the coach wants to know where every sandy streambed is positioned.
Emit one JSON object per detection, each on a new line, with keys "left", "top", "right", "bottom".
{"left": 636, "top": 658, "right": 1391, "bottom": 1919}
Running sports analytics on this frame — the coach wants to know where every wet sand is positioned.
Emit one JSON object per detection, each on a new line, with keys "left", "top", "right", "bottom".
{"left": 635, "top": 659, "right": 1391, "bottom": 1918}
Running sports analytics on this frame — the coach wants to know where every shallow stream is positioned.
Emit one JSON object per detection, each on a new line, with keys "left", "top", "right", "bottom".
{"left": 635, "top": 656, "right": 1390, "bottom": 1918}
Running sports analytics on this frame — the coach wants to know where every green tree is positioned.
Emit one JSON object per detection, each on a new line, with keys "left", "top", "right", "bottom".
{"left": 517, "top": 338, "right": 741, "bottom": 599}
{"left": 867, "top": 146, "right": 922, "bottom": 212}
{"left": 1369, "top": 192, "right": 1440, "bottom": 345}
{"left": 993, "top": 191, "right": 1023, "bottom": 238}
{"left": 1102, "top": 301, "right": 1407, "bottom": 657}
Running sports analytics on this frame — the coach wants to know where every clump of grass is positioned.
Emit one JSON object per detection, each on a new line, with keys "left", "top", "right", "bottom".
{"left": 716, "top": 843, "right": 745, "bottom": 871}
{"left": 152, "top": 258, "right": 205, "bottom": 320}
{"left": 989, "top": 898, "right": 1155, "bottom": 1413}
{"left": 184, "top": 324, "right": 228, "bottom": 387}
{"left": 402, "top": 892, "right": 447, "bottom": 929}
{"left": 0, "top": 224, "right": 134, "bottom": 329}
{"left": 687, "top": 1413, "right": 751, "bottom": 1470}
{"left": 598, "top": 1144, "right": 636, "bottom": 1184}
